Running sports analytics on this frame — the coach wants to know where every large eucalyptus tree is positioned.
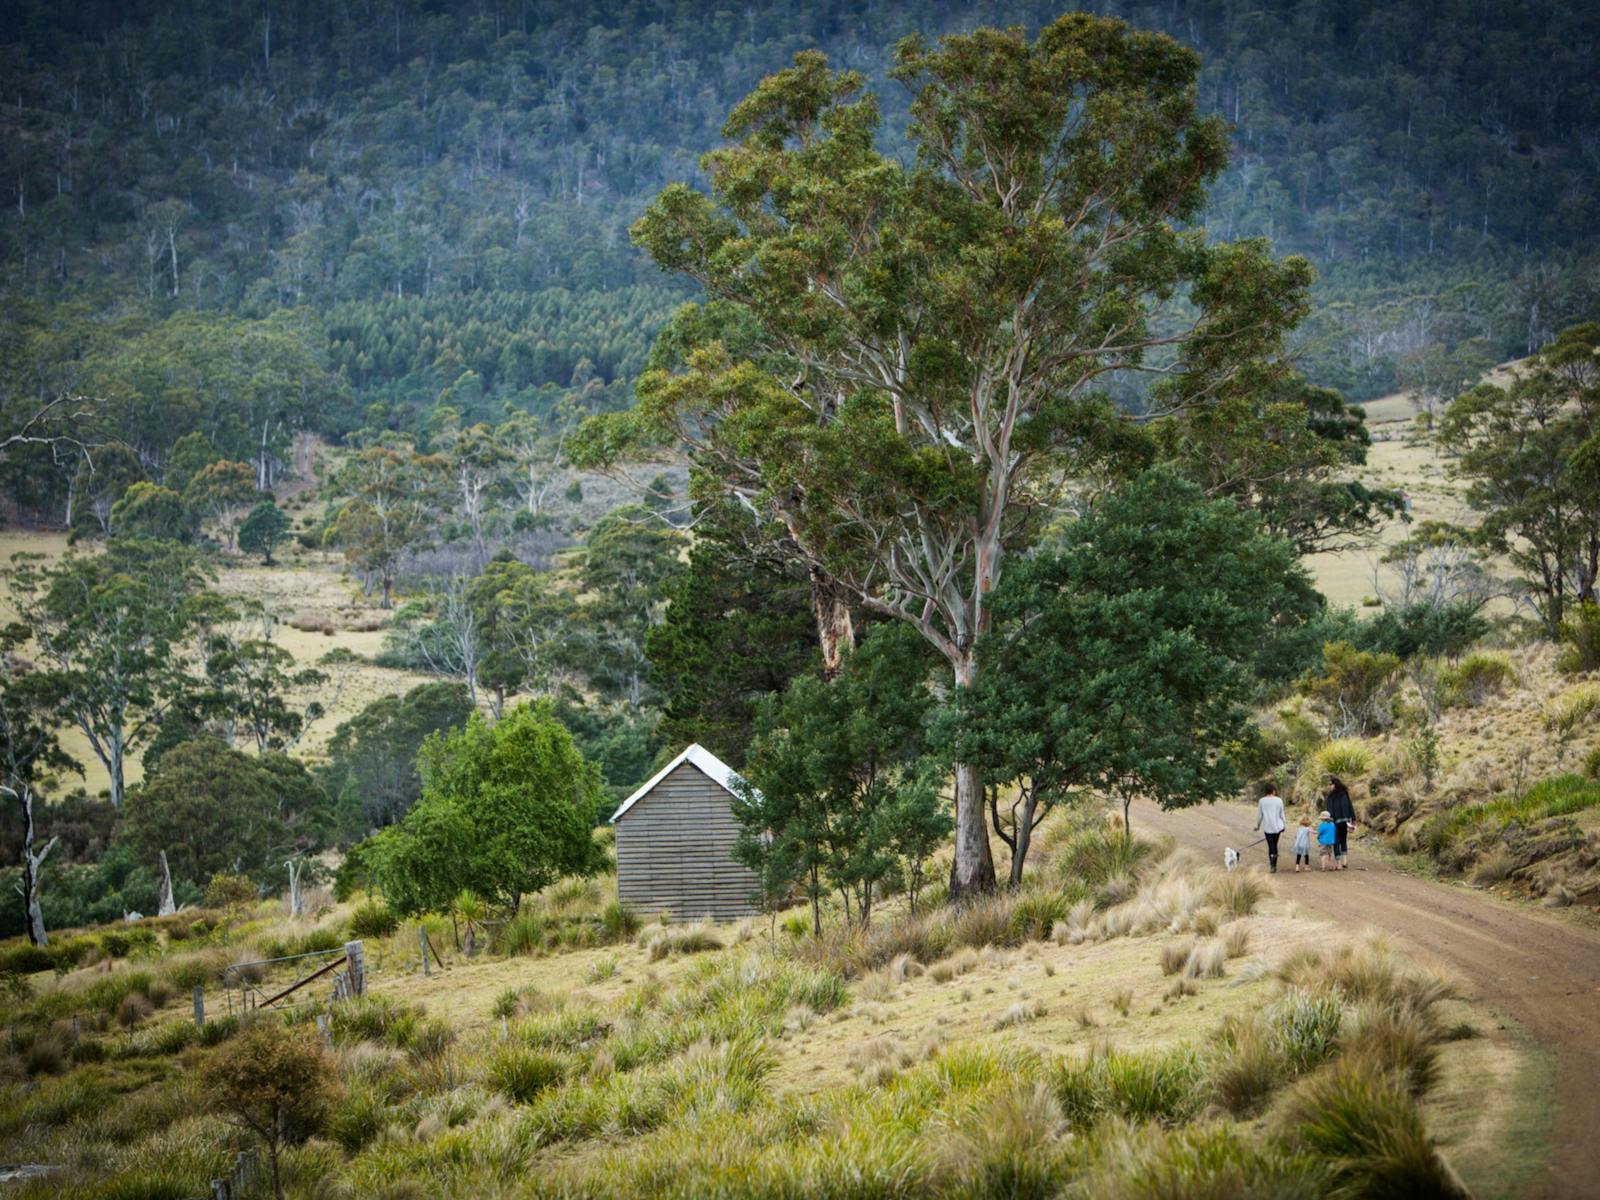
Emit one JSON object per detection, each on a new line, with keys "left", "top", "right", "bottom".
{"left": 576, "top": 15, "right": 1311, "bottom": 896}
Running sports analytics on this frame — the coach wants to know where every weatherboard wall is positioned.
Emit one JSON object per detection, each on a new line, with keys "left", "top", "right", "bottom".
{"left": 612, "top": 760, "right": 758, "bottom": 921}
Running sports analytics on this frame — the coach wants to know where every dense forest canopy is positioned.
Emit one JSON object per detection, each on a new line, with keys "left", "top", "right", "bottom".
{"left": 0, "top": 0, "right": 1597, "bottom": 456}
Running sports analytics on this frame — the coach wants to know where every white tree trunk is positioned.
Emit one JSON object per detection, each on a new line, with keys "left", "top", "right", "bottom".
{"left": 286, "top": 858, "right": 304, "bottom": 920}
{"left": 158, "top": 850, "right": 176, "bottom": 917}
{"left": 15, "top": 785, "right": 56, "bottom": 946}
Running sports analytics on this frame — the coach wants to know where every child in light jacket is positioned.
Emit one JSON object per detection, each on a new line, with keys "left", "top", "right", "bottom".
{"left": 1293, "top": 816, "right": 1312, "bottom": 872}
{"left": 1316, "top": 810, "right": 1338, "bottom": 871}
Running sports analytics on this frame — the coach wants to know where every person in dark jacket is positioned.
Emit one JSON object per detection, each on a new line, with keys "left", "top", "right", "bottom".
{"left": 1324, "top": 776, "right": 1357, "bottom": 869}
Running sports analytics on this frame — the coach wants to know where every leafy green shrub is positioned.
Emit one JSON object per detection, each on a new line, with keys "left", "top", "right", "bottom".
{"left": 1351, "top": 601, "right": 1487, "bottom": 662}
{"left": 203, "top": 872, "right": 258, "bottom": 909}
{"left": 1275, "top": 1057, "right": 1465, "bottom": 1198}
{"left": 1300, "top": 642, "right": 1401, "bottom": 735}
{"left": 345, "top": 902, "right": 399, "bottom": 939}
{"left": 1557, "top": 602, "right": 1600, "bottom": 675}
{"left": 489, "top": 1046, "right": 568, "bottom": 1103}
{"left": 0, "top": 942, "right": 54, "bottom": 975}
{"left": 1438, "top": 653, "right": 1515, "bottom": 707}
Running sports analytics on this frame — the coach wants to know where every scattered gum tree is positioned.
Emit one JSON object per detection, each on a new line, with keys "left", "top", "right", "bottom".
{"left": 575, "top": 16, "right": 1312, "bottom": 896}
{"left": 5, "top": 538, "right": 215, "bottom": 808}
{"left": 0, "top": 629, "right": 80, "bottom": 944}
{"left": 370, "top": 702, "right": 607, "bottom": 916}
{"left": 1438, "top": 321, "right": 1600, "bottom": 635}
{"left": 324, "top": 443, "right": 447, "bottom": 608}
{"left": 946, "top": 470, "right": 1321, "bottom": 884}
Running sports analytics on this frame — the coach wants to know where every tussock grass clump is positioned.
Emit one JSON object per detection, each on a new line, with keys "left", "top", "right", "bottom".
{"left": 1210, "top": 1013, "right": 1280, "bottom": 1117}
{"left": 1221, "top": 923, "right": 1252, "bottom": 959}
{"left": 1273, "top": 988, "right": 1344, "bottom": 1075}
{"left": 994, "top": 999, "right": 1047, "bottom": 1030}
{"left": 941, "top": 1080, "right": 1070, "bottom": 1200}
{"left": 1183, "top": 941, "right": 1227, "bottom": 981}
{"left": 330, "top": 995, "right": 422, "bottom": 1049}
{"left": 1048, "top": 825, "right": 1154, "bottom": 887}
{"left": 1277, "top": 941, "right": 1453, "bottom": 1018}
{"left": 489, "top": 1045, "right": 568, "bottom": 1103}
{"left": 928, "top": 948, "right": 979, "bottom": 983}
{"left": 114, "top": 992, "right": 153, "bottom": 1029}
{"left": 640, "top": 923, "right": 723, "bottom": 961}
{"left": 585, "top": 955, "right": 619, "bottom": 984}
{"left": 1075, "top": 1121, "right": 1321, "bottom": 1200}
{"left": 1468, "top": 847, "right": 1516, "bottom": 886}
{"left": 1159, "top": 940, "right": 1194, "bottom": 976}
{"left": 1053, "top": 1046, "right": 1205, "bottom": 1129}
{"left": 1341, "top": 1004, "right": 1441, "bottom": 1098}
{"left": 1313, "top": 737, "right": 1374, "bottom": 780}
{"left": 1545, "top": 683, "right": 1600, "bottom": 736}
{"left": 1275, "top": 1057, "right": 1466, "bottom": 1198}
{"left": 1209, "top": 872, "right": 1266, "bottom": 918}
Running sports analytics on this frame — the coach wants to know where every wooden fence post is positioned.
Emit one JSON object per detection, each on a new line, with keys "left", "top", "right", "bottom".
{"left": 193, "top": 986, "right": 205, "bottom": 1029}
{"left": 344, "top": 940, "right": 365, "bottom": 997}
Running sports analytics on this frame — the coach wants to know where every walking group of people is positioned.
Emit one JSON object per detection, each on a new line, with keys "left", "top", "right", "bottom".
{"left": 1253, "top": 776, "right": 1358, "bottom": 873}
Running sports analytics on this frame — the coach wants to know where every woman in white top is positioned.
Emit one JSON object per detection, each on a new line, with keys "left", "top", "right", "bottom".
{"left": 1254, "top": 784, "right": 1287, "bottom": 873}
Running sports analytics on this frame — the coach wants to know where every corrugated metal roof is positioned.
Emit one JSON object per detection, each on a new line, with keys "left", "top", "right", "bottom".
{"left": 609, "top": 743, "right": 751, "bottom": 823}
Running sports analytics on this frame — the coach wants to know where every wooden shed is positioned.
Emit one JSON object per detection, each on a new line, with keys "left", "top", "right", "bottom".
{"left": 610, "top": 744, "right": 759, "bottom": 922}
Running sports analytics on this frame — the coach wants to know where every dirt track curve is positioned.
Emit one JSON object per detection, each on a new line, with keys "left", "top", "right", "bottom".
{"left": 1133, "top": 799, "right": 1600, "bottom": 1200}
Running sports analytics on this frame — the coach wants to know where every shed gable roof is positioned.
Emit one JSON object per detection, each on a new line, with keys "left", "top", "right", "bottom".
{"left": 610, "top": 743, "right": 750, "bottom": 823}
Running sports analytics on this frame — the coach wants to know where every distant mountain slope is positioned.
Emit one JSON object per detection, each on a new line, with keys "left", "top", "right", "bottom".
{"left": 0, "top": 0, "right": 1596, "bottom": 421}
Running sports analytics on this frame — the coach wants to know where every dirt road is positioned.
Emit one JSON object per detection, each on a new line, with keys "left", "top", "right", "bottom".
{"left": 1134, "top": 799, "right": 1600, "bottom": 1200}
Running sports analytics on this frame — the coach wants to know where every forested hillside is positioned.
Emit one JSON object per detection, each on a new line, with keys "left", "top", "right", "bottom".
{"left": 1, "top": 0, "right": 1598, "bottom": 506}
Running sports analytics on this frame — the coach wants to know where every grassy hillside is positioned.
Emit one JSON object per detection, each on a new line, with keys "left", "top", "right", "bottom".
{"left": 0, "top": 820, "right": 1538, "bottom": 1198}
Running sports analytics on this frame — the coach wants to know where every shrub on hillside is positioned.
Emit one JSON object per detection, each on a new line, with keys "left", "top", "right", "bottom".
{"left": 1557, "top": 602, "right": 1600, "bottom": 675}
{"left": 1438, "top": 653, "right": 1515, "bottom": 708}
{"left": 1300, "top": 642, "right": 1401, "bottom": 736}
{"left": 346, "top": 902, "right": 399, "bottom": 939}
{"left": 200, "top": 1020, "right": 339, "bottom": 1199}
{"left": 205, "top": 872, "right": 259, "bottom": 909}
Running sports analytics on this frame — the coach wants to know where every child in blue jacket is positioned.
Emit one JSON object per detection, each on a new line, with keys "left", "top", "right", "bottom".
{"left": 1316, "top": 810, "right": 1338, "bottom": 871}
